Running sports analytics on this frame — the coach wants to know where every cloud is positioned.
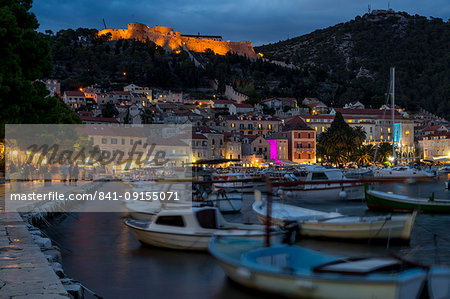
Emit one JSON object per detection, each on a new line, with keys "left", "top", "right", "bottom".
{"left": 31, "top": 0, "right": 450, "bottom": 45}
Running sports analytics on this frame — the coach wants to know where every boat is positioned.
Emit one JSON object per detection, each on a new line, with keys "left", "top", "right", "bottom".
{"left": 125, "top": 201, "right": 193, "bottom": 220}
{"left": 280, "top": 165, "right": 365, "bottom": 201}
{"left": 124, "top": 207, "right": 282, "bottom": 250}
{"left": 365, "top": 187, "right": 450, "bottom": 213}
{"left": 252, "top": 196, "right": 416, "bottom": 242}
{"left": 212, "top": 172, "right": 265, "bottom": 192}
{"left": 207, "top": 189, "right": 243, "bottom": 213}
{"left": 373, "top": 166, "right": 436, "bottom": 179}
{"left": 209, "top": 237, "right": 450, "bottom": 299}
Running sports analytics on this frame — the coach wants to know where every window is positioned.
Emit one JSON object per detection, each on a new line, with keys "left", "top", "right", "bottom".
{"left": 381, "top": 135, "right": 384, "bottom": 140}
{"left": 111, "top": 138, "right": 117, "bottom": 144}
{"left": 122, "top": 138, "right": 125, "bottom": 145}
{"left": 258, "top": 124, "right": 262, "bottom": 129}
{"left": 155, "top": 216, "right": 185, "bottom": 227}
{"left": 102, "top": 138, "right": 107, "bottom": 144}
{"left": 130, "top": 139, "right": 134, "bottom": 145}
{"left": 308, "top": 153, "right": 311, "bottom": 159}
{"left": 90, "top": 137, "right": 94, "bottom": 143}
{"left": 388, "top": 128, "right": 391, "bottom": 133}
{"left": 370, "top": 135, "right": 373, "bottom": 140}
{"left": 268, "top": 124, "right": 272, "bottom": 130}
{"left": 306, "top": 119, "right": 310, "bottom": 122}
{"left": 308, "top": 133, "right": 311, "bottom": 138}
{"left": 308, "top": 143, "right": 311, "bottom": 148}
{"left": 312, "top": 172, "right": 328, "bottom": 180}
{"left": 231, "top": 123, "right": 235, "bottom": 128}
{"left": 315, "top": 127, "right": 318, "bottom": 131}
{"left": 259, "top": 139, "right": 262, "bottom": 143}
{"left": 405, "top": 131, "right": 410, "bottom": 135}
{"left": 322, "top": 127, "right": 325, "bottom": 133}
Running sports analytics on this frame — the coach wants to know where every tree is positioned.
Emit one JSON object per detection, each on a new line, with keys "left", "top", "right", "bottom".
{"left": 101, "top": 103, "right": 119, "bottom": 118}
{"left": 0, "top": 0, "right": 80, "bottom": 139}
{"left": 318, "top": 112, "right": 366, "bottom": 165}
{"left": 354, "top": 144, "right": 374, "bottom": 165}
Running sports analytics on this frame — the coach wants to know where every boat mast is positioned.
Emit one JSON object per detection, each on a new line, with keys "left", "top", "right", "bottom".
{"left": 390, "top": 67, "right": 396, "bottom": 162}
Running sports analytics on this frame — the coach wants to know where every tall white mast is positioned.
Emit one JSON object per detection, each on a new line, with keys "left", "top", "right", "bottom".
{"left": 390, "top": 67, "right": 395, "bottom": 161}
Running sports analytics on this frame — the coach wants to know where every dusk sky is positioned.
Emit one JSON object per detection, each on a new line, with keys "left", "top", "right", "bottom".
{"left": 32, "top": 0, "right": 450, "bottom": 46}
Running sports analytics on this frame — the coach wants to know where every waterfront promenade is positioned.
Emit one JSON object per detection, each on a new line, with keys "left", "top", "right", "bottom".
{"left": 0, "top": 183, "right": 69, "bottom": 298}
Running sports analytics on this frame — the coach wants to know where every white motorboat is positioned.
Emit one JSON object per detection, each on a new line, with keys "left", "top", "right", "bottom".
{"left": 252, "top": 198, "right": 416, "bottom": 242}
{"left": 280, "top": 165, "right": 365, "bottom": 201}
{"left": 125, "top": 201, "right": 193, "bottom": 220}
{"left": 373, "top": 166, "right": 436, "bottom": 178}
{"left": 125, "top": 207, "right": 282, "bottom": 250}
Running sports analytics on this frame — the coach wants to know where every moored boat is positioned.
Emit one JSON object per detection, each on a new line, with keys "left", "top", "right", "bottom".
{"left": 365, "top": 187, "right": 450, "bottom": 213}
{"left": 209, "top": 237, "right": 450, "bottom": 299}
{"left": 252, "top": 198, "right": 416, "bottom": 242}
{"left": 280, "top": 165, "right": 365, "bottom": 201}
{"left": 125, "top": 207, "right": 282, "bottom": 250}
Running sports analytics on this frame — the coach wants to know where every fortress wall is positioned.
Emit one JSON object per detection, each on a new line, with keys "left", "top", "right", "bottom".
{"left": 98, "top": 23, "right": 257, "bottom": 59}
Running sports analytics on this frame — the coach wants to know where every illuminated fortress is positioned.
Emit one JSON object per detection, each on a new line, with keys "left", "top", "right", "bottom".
{"left": 98, "top": 23, "right": 258, "bottom": 59}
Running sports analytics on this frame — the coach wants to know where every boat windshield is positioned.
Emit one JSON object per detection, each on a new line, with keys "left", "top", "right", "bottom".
{"left": 196, "top": 209, "right": 218, "bottom": 229}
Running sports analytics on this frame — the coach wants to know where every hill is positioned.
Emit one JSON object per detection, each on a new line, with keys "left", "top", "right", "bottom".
{"left": 255, "top": 10, "right": 450, "bottom": 119}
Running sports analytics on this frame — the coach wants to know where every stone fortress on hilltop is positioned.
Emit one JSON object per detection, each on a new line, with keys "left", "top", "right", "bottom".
{"left": 98, "top": 23, "right": 258, "bottom": 59}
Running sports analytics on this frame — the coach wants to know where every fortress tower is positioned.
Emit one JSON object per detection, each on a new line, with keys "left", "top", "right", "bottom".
{"left": 98, "top": 23, "right": 258, "bottom": 59}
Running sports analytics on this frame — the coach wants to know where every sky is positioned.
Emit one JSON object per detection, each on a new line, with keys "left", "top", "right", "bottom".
{"left": 31, "top": 0, "right": 450, "bottom": 46}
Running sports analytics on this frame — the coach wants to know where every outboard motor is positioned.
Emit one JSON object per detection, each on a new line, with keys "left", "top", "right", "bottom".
{"left": 282, "top": 220, "right": 300, "bottom": 245}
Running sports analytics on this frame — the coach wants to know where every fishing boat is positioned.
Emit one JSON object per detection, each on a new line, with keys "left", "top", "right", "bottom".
{"left": 365, "top": 187, "right": 450, "bottom": 213}
{"left": 373, "top": 166, "right": 435, "bottom": 179}
{"left": 125, "top": 207, "right": 282, "bottom": 250}
{"left": 212, "top": 172, "right": 265, "bottom": 192}
{"left": 280, "top": 165, "right": 365, "bottom": 201}
{"left": 252, "top": 197, "right": 416, "bottom": 242}
{"left": 209, "top": 237, "right": 450, "bottom": 299}
{"left": 207, "top": 189, "right": 243, "bottom": 213}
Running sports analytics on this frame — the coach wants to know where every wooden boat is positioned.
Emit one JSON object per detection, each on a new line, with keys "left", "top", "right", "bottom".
{"left": 365, "top": 187, "right": 450, "bottom": 213}
{"left": 209, "top": 237, "right": 450, "bottom": 299}
{"left": 252, "top": 198, "right": 416, "bottom": 242}
{"left": 281, "top": 165, "right": 365, "bottom": 201}
{"left": 125, "top": 207, "right": 282, "bottom": 250}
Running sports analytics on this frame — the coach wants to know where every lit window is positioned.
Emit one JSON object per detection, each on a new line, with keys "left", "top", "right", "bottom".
{"left": 258, "top": 124, "right": 262, "bottom": 129}
{"left": 381, "top": 135, "right": 384, "bottom": 140}
{"left": 388, "top": 128, "right": 391, "bottom": 133}
{"left": 306, "top": 119, "right": 310, "bottom": 122}
{"left": 348, "top": 119, "right": 352, "bottom": 123}
{"left": 231, "top": 123, "right": 235, "bottom": 128}
{"left": 405, "top": 131, "right": 410, "bottom": 135}
{"left": 322, "top": 127, "right": 325, "bottom": 132}
{"left": 315, "top": 127, "right": 318, "bottom": 131}
{"left": 370, "top": 135, "right": 373, "bottom": 140}
{"left": 381, "top": 128, "right": 383, "bottom": 132}
{"left": 388, "top": 136, "right": 390, "bottom": 140}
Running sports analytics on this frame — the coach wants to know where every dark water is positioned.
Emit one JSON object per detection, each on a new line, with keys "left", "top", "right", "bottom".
{"left": 44, "top": 178, "right": 450, "bottom": 299}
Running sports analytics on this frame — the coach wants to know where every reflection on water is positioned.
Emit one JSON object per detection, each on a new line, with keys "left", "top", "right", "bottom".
{"left": 44, "top": 179, "right": 450, "bottom": 299}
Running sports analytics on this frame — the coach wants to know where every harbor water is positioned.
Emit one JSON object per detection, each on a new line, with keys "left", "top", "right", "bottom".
{"left": 44, "top": 178, "right": 450, "bottom": 299}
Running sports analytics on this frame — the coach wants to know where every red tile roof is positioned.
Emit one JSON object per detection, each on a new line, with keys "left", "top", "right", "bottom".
{"left": 80, "top": 116, "right": 119, "bottom": 123}
{"left": 283, "top": 116, "right": 314, "bottom": 131}
{"left": 423, "top": 125, "right": 446, "bottom": 132}
{"left": 192, "top": 133, "right": 207, "bottom": 140}
{"left": 261, "top": 97, "right": 297, "bottom": 103}
{"left": 64, "top": 91, "right": 85, "bottom": 97}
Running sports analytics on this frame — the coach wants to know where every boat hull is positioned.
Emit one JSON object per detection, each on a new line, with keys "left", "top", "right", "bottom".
{"left": 209, "top": 239, "right": 426, "bottom": 299}
{"left": 366, "top": 190, "right": 450, "bottom": 213}
{"left": 283, "top": 184, "right": 365, "bottom": 201}
{"left": 255, "top": 212, "right": 415, "bottom": 242}
{"left": 127, "top": 224, "right": 282, "bottom": 251}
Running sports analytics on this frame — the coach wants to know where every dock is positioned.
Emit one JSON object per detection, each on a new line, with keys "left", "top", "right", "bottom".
{"left": 0, "top": 185, "right": 69, "bottom": 298}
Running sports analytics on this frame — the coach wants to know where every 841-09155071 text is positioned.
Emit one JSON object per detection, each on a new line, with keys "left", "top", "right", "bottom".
{"left": 9, "top": 191, "right": 180, "bottom": 201}
{"left": 97, "top": 191, "right": 180, "bottom": 201}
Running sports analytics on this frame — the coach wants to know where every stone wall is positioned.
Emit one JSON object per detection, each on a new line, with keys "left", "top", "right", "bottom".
{"left": 98, "top": 23, "right": 258, "bottom": 59}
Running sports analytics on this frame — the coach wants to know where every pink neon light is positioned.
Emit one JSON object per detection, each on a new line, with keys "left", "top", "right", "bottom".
{"left": 267, "top": 139, "right": 282, "bottom": 165}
